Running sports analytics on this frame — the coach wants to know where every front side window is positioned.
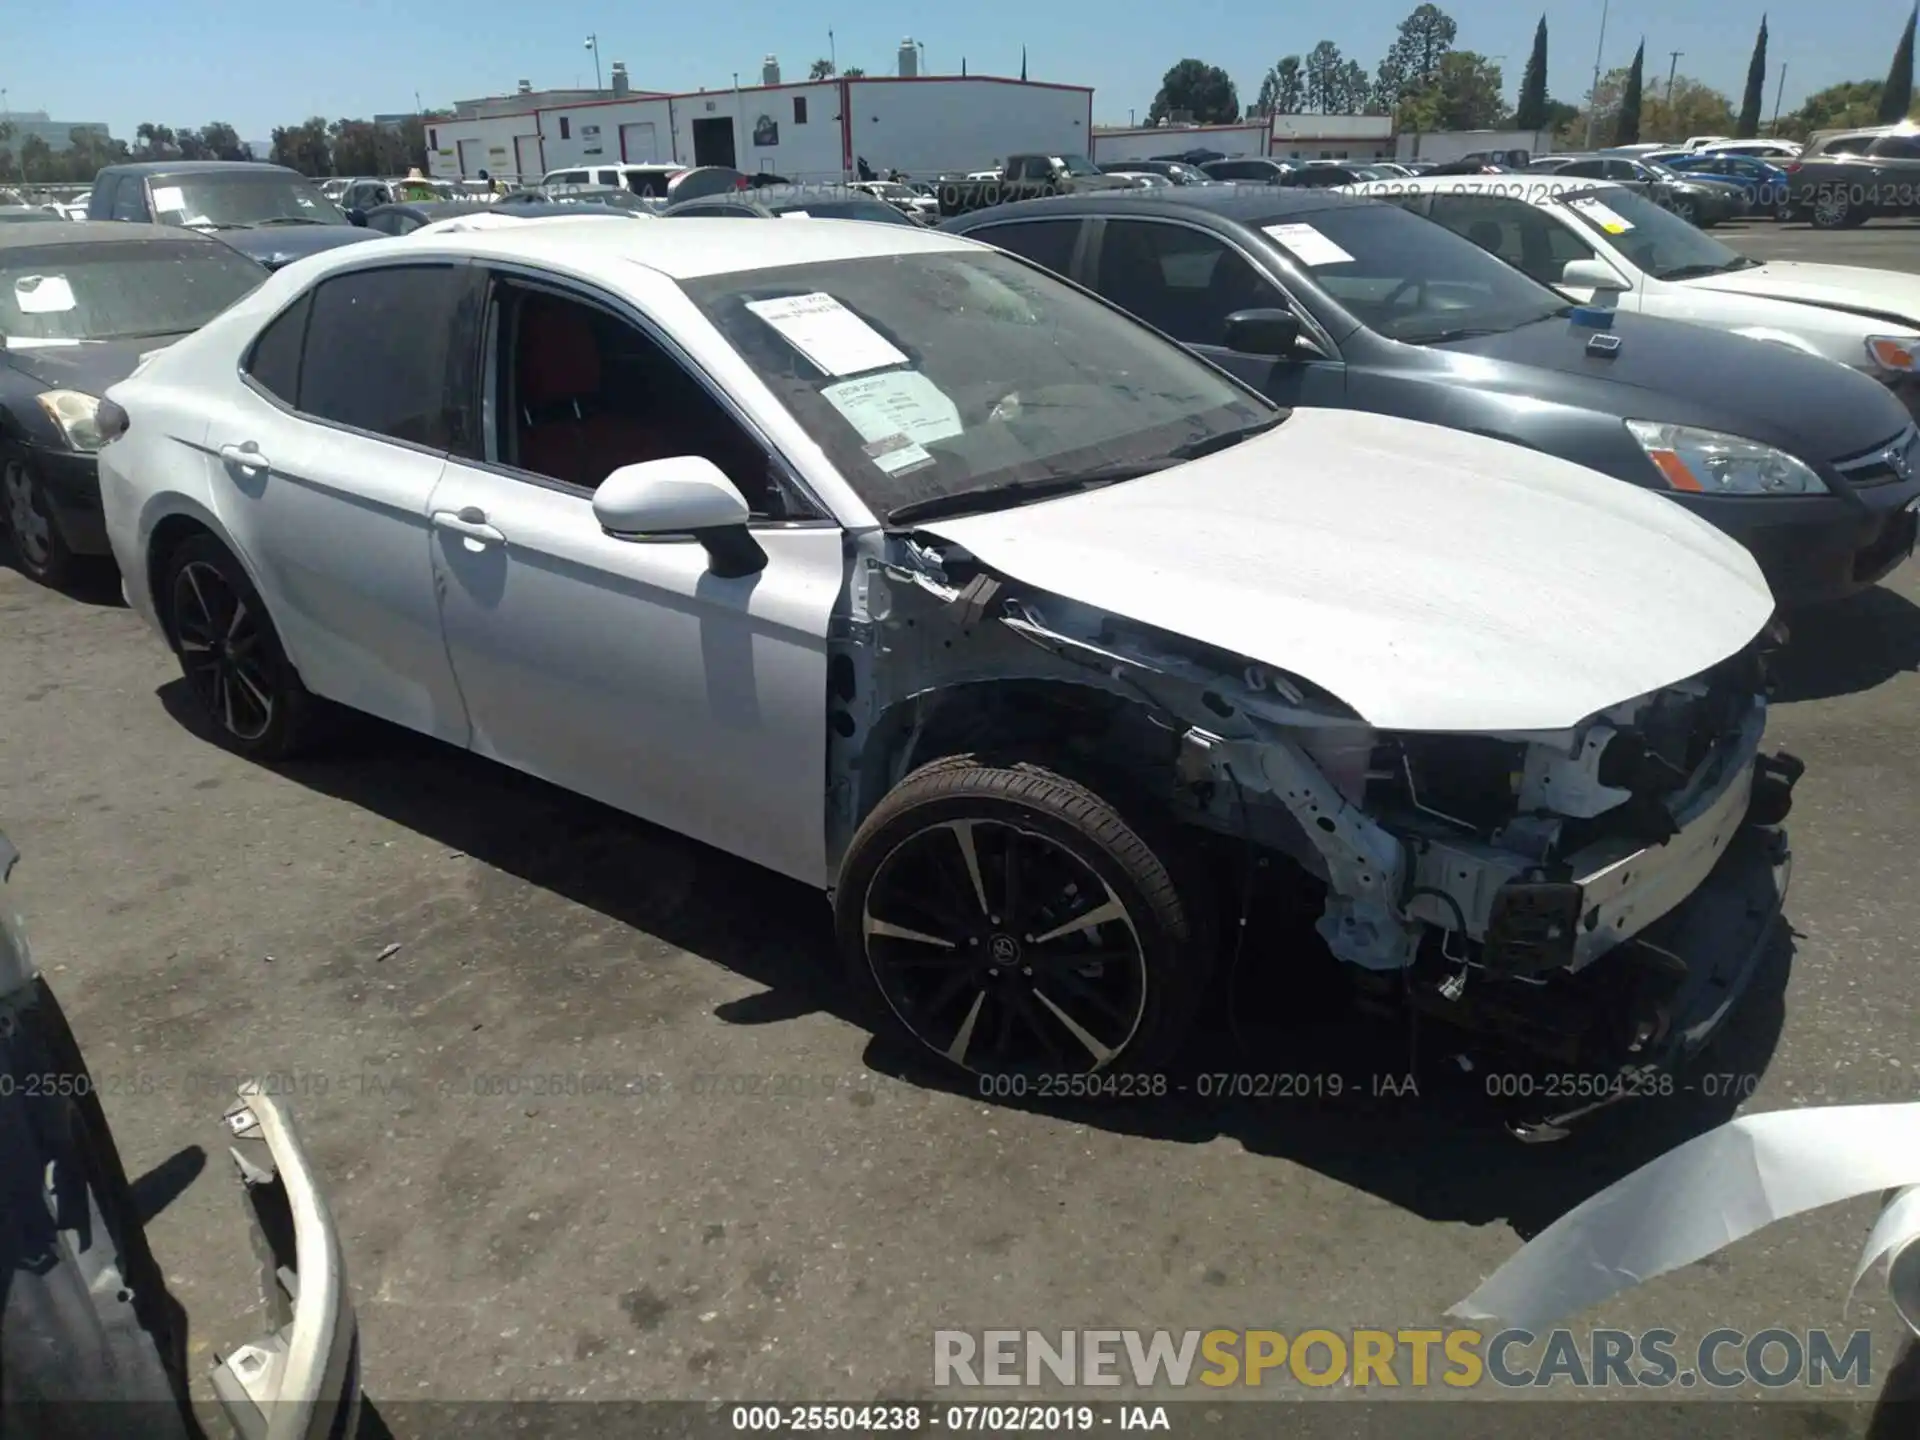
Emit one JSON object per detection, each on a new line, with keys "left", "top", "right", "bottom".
{"left": 148, "top": 171, "right": 349, "bottom": 229}
{"left": 0, "top": 239, "right": 267, "bottom": 343}
{"left": 1428, "top": 194, "right": 1598, "bottom": 287}
{"left": 293, "top": 265, "right": 476, "bottom": 452}
{"left": 1094, "top": 220, "right": 1286, "bottom": 346}
{"left": 112, "top": 180, "right": 147, "bottom": 221}
{"left": 1555, "top": 187, "right": 1749, "bottom": 280}
{"left": 1058, "top": 155, "right": 1101, "bottom": 177}
{"left": 1250, "top": 201, "right": 1568, "bottom": 342}
{"left": 682, "top": 249, "right": 1273, "bottom": 521}
{"left": 966, "top": 219, "right": 1083, "bottom": 278}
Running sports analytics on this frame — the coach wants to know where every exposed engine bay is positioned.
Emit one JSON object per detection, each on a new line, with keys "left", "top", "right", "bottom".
{"left": 826, "top": 533, "right": 1798, "bottom": 1116}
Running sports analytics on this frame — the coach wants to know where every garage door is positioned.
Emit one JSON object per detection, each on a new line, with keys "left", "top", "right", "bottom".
{"left": 514, "top": 134, "right": 541, "bottom": 181}
{"left": 456, "top": 138, "right": 486, "bottom": 176}
{"left": 620, "top": 122, "right": 659, "bottom": 162}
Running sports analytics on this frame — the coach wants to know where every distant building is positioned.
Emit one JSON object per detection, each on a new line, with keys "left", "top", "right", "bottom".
{"left": 0, "top": 109, "right": 113, "bottom": 153}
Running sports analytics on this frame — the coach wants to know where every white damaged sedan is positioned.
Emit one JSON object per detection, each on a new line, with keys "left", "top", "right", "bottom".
{"left": 93, "top": 219, "right": 1801, "bottom": 1135}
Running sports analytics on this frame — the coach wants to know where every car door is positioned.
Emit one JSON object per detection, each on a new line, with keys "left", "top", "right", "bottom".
{"left": 1086, "top": 216, "right": 1346, "bottom": 406}
{"left": 422, "top": 270, "right": 843, "bottom": 887}
{"left": 953, "top": 216, "right": 1088, "bottom": 282}
{"left": 199, "top": 261, "right": 480, "bottom": 744}
{"left": 1427, "top": 192, "right": 1641, "bottom": 310}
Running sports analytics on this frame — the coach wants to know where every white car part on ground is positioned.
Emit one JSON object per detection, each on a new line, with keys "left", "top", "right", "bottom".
{"left": 1450, "top": 1102, "right": 1920, "bottom": 1336}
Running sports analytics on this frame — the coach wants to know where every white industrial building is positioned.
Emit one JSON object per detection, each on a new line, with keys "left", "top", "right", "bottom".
{"left": 425, "top": 44, "right": 1093, "bottom": 184}
{"left": 1091, "top": 114, "right": 1399, "bottom": 165}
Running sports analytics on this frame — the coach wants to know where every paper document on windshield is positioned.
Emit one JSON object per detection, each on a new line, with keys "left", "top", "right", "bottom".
{"left": 1261, "top": 222, "right": 1354, "bottom": 267}
{"left": 12, "top": 275, "right": 76, "bottom": 314}
{"left": 746, "top": 292, "right": 906, "bottom": 377}
{"left": 823, "top": 370, "right": 959, "bottom": 476}
{"left": 1568, "top": 196, "right": 1633, "bottom": 233}
{"left": 780, "top": 210, "right": 812, "bottom": 218}
{"left": 150, "top": 185, "right": 186, "bottom": 215}
{"left": 1449, "top": 1103, "right": 1920, "bottom": 1336}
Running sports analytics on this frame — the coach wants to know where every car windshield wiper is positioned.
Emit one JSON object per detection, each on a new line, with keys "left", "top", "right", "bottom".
{"left": 1166, "top": 414, "right": 1286, "bottom": 461}
{"left": 1400, "top": 324, "right": 1511, "bottom": 345}
{"left": 253, "top": 216, "right": 333, "bottom": 226}
{"left": 189, "top": 221, "right": 255, "bottom": 231}
{"left": 1657, "top": 259, "right": 1757, "bottom": 280}
{"left": 887, "top": 472, "right": 1155, "bottom": 526}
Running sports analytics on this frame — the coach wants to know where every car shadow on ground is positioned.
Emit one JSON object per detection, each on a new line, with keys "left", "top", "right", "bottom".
{"left": 0, "top": 533, "right": 127, "bottom": 609}
{"left": 1771, "top": 584, "right": 1920, "bottom": 703}
{"left": 157, "top": 682, "right": 1791, "bottom": 1247}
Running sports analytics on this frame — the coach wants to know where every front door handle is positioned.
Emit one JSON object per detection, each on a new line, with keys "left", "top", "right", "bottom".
{"left": 431, "top": 508, "right": 505, "bottom": 544}
{"left": 218, "top": 442, "right": 271, "bottom": 471}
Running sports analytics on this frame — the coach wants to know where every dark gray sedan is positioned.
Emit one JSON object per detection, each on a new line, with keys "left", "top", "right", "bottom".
{"left": 941, "top": 187, "right": 1919, "bottom": 607}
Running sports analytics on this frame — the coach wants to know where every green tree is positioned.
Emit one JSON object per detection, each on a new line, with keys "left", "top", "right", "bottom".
{"left": 18, "top": 135, "right": 52, "bottom": 183}
{"left": 1614, "top": 41, "right": 1646, "bottom": 144}
{"left": 1272, "top": 56, "right": 1305, "bottom": 113}
{"left": 1335, "top": 60, "right": 1371, "bottom": 113}
{"left": 1401, "top": 51, "right": 1508, "bottom": 130}
{"left": 808, "top": 58, "right": 835, "bottom": 80}
{"left": 198, "top": 123, "right": 248, "bottom": 161}
{"left": 1881, "top": 5, "right": 1917, "bottom": 123}
{"left": 269, "top": 117, "right": 332, "bottom": 176}
{"left": 1778, "top": 78, "right": 1882, "bottom": 138}
{"left": 1645, "top": 75, "right": 1736, "bottom": 140}
{"left": 1372, "top": 4, "right": 1458, "bottom": 117}
{"left": 0, "top": 120, "right": 13, "bottom": 183}
{"left": 1514, "top": 16, "right": 1549, "bottom": 130}
{"left": 841, "top": 66, "right": 866, "bottom": 79}
{"left": 1146, "top": 58, "right": 1240, "bottom": 124}
{"left": 1737, "top": 16, "right": 1768, "bottom": 137}
{"left": 133, "top": 123, "right": 178, "bottom": 160}
{"left": 1305, "top": 41, "right": 1346, "bottom": 114}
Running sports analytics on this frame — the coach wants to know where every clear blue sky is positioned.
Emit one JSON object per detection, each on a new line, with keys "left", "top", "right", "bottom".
{"left": 4, "top": 0, "right": 1908, "bottom": 141}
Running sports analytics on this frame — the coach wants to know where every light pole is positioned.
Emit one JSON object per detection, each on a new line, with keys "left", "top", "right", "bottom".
{"left": 1583, "top": 0, "right": 1611, "bottom": 149}
{"left": 829, "top": 29, "right": 837, "bottom": 74}
{"left": 1666, "top": 50, "right": 1683, "bottom": 104}
{"left": 1770, "top": 61, "right": 1788, "bottom": 133}
{"left": 585, "top": 34, "right": 602, "bottom": 92}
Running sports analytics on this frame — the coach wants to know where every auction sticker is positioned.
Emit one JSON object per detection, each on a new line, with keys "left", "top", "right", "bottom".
{"left": 1262, "top": 222, "right": 1355, "bottom": 267}
{"left": 745, "top": 292, "right": 907, "bottom": 376}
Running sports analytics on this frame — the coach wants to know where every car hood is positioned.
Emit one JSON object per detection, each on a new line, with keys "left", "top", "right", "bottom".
{"left": 3, "top": 336, "right": 164, "bottom": 395}
{"left": 1432, "top": 311, "right": 1911, "bottom": 461}
{"left": 916, "top": 409, "right": 1774, "bottom": 734}
{"left": 1678, "top": 260, "right": 1920, "bottom": 328}
{"left": 214, "top": 225, "right": 377, "bottom": 270}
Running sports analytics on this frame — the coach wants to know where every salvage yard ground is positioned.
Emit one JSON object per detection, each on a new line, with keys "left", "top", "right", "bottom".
{"left": 1, "top": 218, "right": 1917, "bottom": 1426}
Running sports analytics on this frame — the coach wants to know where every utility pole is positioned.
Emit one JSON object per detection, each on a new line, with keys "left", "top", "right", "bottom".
{"left": 829, "top": 29, "right": 837, "bottom": 73}
{"left": 1666, "top": 50, "right": 1683, "bottom": 103}
{"left": 584, "top": 34, "right": 602, "bottom": 93}
{"left": 1770, "top": 61, "right": 1788, "bottom": 134}
{"left": 1583, "top": 0, "right": 1611, "bottom": 149}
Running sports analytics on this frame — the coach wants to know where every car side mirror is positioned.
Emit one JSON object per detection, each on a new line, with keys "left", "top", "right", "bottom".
{"left": 1222, "top": 308, "right": 1301, "bottom": 357}
{"left": 593, "top": 456, "right": 767, "bottom": 578}
{"left": 1560, "top": 257, "right": 1629, "bottom": 296}
{"left": 346, "top": 208, "right": 367, "bottom": 227}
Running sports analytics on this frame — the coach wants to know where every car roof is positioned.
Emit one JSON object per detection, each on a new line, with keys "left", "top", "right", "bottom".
{"left": 1338, "top": 174, "right": 1620, "bottom": 203}
{"left": 315, "top": 214, "right": 976, "bottom": 282}
{"left": 0, "top": 218, "right": 217, "bottom": 248}
{"left": 98, "top": 161, "right": 294, "bottom": 176}
{"left": 944, "top": 185, "right": 1383, "bottom": 228}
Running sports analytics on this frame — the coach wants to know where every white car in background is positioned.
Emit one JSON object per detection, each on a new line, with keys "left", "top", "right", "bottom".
{"left": 92, "top": 217, "right": 1798, "bottom": 1136}
{"left": 1341, "top": 174, "right": 1920, "bottom": 415}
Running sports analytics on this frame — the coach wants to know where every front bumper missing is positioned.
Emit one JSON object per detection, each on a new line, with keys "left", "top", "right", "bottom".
{"left": 211, "top": 1083, "right": 360, "bottom": 1440}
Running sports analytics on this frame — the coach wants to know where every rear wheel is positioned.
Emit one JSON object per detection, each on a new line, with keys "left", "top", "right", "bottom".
{"left": 159, "top": 533, "right": 320, "bottom": 760}
{"left": 1810, "top": 189, "right": 1852, "bottom": 229}
{"left": 836, "top": 757, "right": 1208, "bottom": 1077}
{"left": 2, "top": 457, "right": 72, "bottom": 587}
{"left": 1670, "top": 196, "right": 1698, "bottom": 225}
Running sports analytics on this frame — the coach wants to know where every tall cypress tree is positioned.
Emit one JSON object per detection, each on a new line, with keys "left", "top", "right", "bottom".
{"left": 1881, "top": 5, "right": 1917, "bottom": 124}
{"left": 1514, "top": 17, "right": 1549, "bottom": 130}
{"left": 1737, "top": 16, "right": 1768, "bottom": 137}
{"left": 1614, "top": 41, "right": 1646, "bottom": 145}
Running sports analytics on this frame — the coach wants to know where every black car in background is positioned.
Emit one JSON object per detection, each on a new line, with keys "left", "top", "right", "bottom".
{"left": 86, "top": 161, "right": 377, "bottom": 270}
{"left": 942, "top": 188, "right": 1919, "bottom": 606}
{"left": 1096, "top": 159, "right": 1216, "bottom": 186}
{"left": 0, "top": 223, "right": 268, "bottom": 586}
{"left": 1202, "top": 158, "right": 1295, "bottom": 184}
{"left": 1528, "top": 153, "right": 1741, "bottom": 226}
{"left": 660, "top": 184, "right": 920, "bottom": 224}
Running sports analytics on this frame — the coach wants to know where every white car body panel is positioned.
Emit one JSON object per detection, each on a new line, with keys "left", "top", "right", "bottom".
{"left": 423, "top": 459, "right": 844, "bottom": 884}
{"left": 1338, "top": 175, "right": 1920, "bottom": 370}
{"left": 919, "top": 408, "right": 1774, "bottom": 735}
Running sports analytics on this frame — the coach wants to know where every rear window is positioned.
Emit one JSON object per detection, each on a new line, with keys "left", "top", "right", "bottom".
{"left": 0, "top": 238, "right": 268, "bottom": 342}
{"left": 770, "top": 199, "right": 917, "bottom": 225}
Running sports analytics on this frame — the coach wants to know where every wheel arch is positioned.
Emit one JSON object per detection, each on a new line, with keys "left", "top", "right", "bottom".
{"left": 140, "top": 502, "right": 297, "bottom": 678}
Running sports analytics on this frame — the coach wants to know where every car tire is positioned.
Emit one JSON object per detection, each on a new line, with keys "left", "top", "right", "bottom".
{"left": 1670, "top": 197, "right": 1698, "bottom": 225}
{"left": 1, "top": 456, "right": 73, "bottom": 588}
{"left": 158, "top": 533, "right": 321, "bottom": 761}
{"left": 1810, "top": 190, "right": 1852, "bottom": 229}
{"left": 835, "top": 755, "right": 1210, "bottom": 1077}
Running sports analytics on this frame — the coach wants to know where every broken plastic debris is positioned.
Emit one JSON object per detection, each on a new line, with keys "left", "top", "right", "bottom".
{"left": 1449, "top": 1102, "right": 1920, "bottom": 1335}
{"left": 376, "top": 943, "right": 401, "bottom": 962}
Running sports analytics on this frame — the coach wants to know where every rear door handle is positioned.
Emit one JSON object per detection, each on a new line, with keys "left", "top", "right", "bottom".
{"left": 218, "top": 442, "right": 271, "bottom": 471}
{"left": 431, "top": 507, "right": 505, "bottom": 544}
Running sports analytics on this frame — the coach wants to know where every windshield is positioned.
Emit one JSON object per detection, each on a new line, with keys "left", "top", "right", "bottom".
{"left": 1260, "top": 201, "right": 1569, "bottom": 341}
{"left": 1555, "top": 187, "right": 1747, "bottom": 279}
{"left": 149, "top": 171, "right": 349, "bottom": 228}
{"left": 682, "top": 249, "right": 1273, "bottom": 519}
{"left": 1057, "top": 155, "right": 1101, "bottom": 177}
{"left": 0, "top": 238, "right": 266, "bottom": 342}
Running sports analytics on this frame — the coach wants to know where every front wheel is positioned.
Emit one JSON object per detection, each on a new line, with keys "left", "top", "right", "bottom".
{"left": 2, "top": 457, "right": 72, "bottom": 587}
{"left": 836, "top": 757, "right": 1208, "bottom": 1077}
{"left": 159, "top": 533, "right": 319, "bottom": 760}
{"left": 1810, "top": 190, "right": 1852, "bottom": 229}
{"left": 1670, "top": 196, "right": 1698, "bottom": 225}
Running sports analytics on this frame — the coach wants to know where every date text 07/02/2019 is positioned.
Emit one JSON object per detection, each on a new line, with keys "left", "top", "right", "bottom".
{"left": 729, "top": 1405, "right": 1170, "bottom": 1432}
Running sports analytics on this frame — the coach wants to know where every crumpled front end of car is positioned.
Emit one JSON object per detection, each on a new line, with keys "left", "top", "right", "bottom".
{"left": 836, "top": 535, "right": 1799, "bottom": 1134}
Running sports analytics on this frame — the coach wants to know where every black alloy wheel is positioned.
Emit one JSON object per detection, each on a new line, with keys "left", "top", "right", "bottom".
{"left": 837, "top": 759, "right": 1207, "bottom": 1077}
{"left": 2, "top": 457, "right": 72, "bottom": 587}
{"left": 161, "top": 534, "right": 318, "bottom": 759}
